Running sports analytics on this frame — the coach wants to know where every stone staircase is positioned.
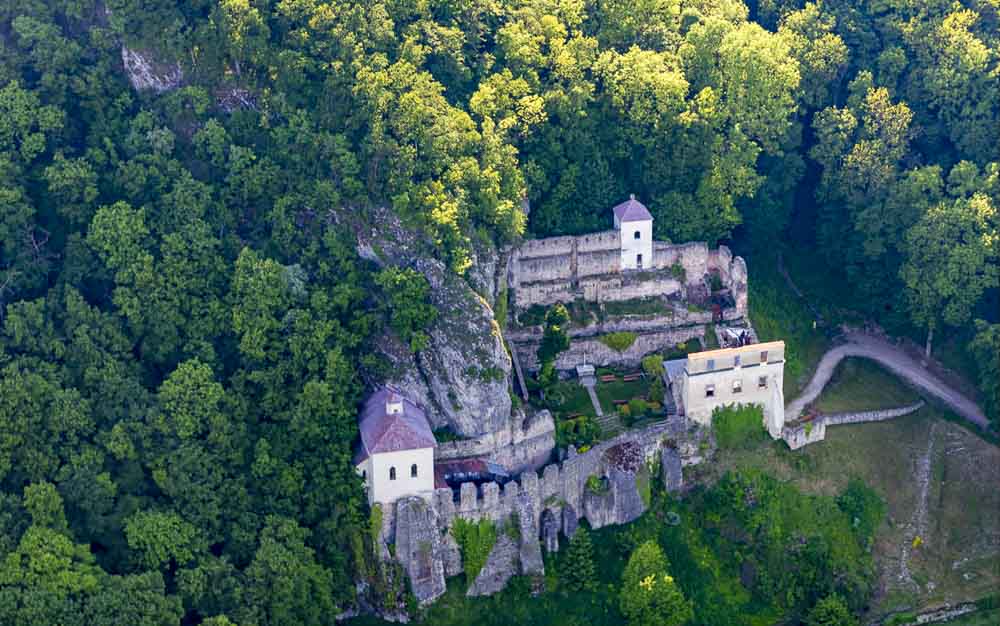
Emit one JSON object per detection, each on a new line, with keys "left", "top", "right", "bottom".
{"left": 595, "top": 412, "right": 624, "bottom": 438}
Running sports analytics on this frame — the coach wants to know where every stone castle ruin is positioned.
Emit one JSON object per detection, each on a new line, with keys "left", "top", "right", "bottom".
{"left": 354, "top": 198, "right": 763, "bottom": 614}
{"left": 381, "top": 416, "right": 704, "bottom": 605}
{"left": 505, "top": 197, "right": 749, "bottom": 372}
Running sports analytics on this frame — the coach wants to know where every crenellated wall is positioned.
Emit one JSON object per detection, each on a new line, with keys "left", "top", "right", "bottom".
{"left": 386, "top": 417, "right": 709, "bottom": 605}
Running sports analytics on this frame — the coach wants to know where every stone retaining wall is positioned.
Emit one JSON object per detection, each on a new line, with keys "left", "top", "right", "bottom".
{"left": 516, "top": 326, "right": 707, "bottom": 371}
{"left": 782, "top": 402, "right": 925, "bottom": 450}
{"left": 509, "top": 235, "right": 748, "bottom": 313}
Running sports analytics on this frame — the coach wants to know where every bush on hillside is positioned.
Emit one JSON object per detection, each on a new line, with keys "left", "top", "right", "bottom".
{"left": 711, "top": 404, "right": 766, "bottom": 449}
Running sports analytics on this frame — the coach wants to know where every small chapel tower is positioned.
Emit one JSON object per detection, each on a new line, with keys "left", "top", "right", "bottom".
{"left": 612, "top": 194, "right": 653, "bottom": 270}
{"left": 353, "top": 387, "right": 437, "bottom": 505}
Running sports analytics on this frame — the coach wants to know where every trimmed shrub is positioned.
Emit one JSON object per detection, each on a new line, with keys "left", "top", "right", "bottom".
{"left": 452, "top": 518, "right": 497, "bottom": 581}
{"left": 600, "top": 331, "right": 637, "bottom": 352}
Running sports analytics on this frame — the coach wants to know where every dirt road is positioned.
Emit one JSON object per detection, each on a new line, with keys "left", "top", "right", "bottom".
{"left": 786, "top": 331, "right": 989, "bottom": 429}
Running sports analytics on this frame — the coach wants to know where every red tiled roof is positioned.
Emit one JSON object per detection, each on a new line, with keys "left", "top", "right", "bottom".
{"left": 612, "top": 195, "right": 653, "bottom": 223}
{"left": 353, "top": 386, "right": 436, "bottom": 465}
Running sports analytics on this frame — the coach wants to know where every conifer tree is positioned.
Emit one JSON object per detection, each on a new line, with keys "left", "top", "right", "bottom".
{"left": 561, "top": 527, "right": 597, "bottom": 592}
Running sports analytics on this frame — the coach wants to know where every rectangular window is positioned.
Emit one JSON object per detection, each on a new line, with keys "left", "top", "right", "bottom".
{"left": 758, "top": 376, "right": 767, "bottom": 389}
{"left": 636, "top": 253, "right": 643, "bottom": 268}
{"left": 733, "top": 380, "right": 742, "bottom": 393}
{"left": 705, "top": 384, "right": 715, "bottom": 398}
{"left": 760, "top": 351, "right": 768, "bottom": 363}
{"left": 706, "top": 359, "right": 715, "bottom": 371}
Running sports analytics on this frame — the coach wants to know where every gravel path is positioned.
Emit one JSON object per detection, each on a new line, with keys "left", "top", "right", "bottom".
{"left": 786, "top": 331, "right": 989, "bottom": 429}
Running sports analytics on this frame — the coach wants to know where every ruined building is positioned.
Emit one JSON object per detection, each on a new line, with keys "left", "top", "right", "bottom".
{"left": 674, "top": 341, "right": 786, "bottom": 439}
{"left": 506, "top": 196, "right": 750, "bottom": 372}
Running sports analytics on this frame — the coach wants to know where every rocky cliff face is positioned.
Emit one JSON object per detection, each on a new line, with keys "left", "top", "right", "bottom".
{"left": 355, "top": 208, "right": 515, "bottom": 441}
{"left": 121, "top": 46, "right": 183, "bottom": 93}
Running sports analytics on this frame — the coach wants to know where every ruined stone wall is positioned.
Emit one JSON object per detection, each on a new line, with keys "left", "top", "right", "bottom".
{"left": 781, "top": 419, "right": 827, "bottom": 450}
{"left": 580, "top": 275, "right": 684, "bottom": 303}
{"left": 782, "top": 402, "right": 926, "bottom": 450}
{"left": 509, "top": 232, "right": 748, "bottom": 315}
{"left": 577, "top": 249, "right": 621, "bottom": 278}
{"left": 506, "top": 310, "right": 713, "bottom": 345}
{"left": 824, "top": 402, "right": 925, "bottom": 426}
{"left": 387, "top": 417, "right": 707, "bottom": 604}
{"left": 517, "top": 326, "right": 707, "bottom": 371}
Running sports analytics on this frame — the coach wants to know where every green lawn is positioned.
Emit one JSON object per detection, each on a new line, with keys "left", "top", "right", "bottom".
{"left": 812, "top": 358, "right": 921, "bottom": 413}
{"left": 594, "top": 378, "right": 652, "bottom": 415}
{"left": 544, "top": 381, "right": 597, "bottom": 418}
{"left": 602, "top": 297, "right": 672, "bottom": 317}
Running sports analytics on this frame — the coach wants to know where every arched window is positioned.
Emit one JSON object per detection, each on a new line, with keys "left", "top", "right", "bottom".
{"left": 361, "top": 470, "right": 367, "bottom": 481}
{"left": 634, "top": 230, "right": 641, "bottom": 240}
{"left": 389, "top": 467, "right": 396, "bottom": 481}
{"left": 411, "top": 464, "right": 418, "bottom": 478}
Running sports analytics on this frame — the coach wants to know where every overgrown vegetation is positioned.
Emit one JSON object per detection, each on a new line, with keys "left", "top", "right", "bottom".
{"left": 451, "top": 519, "right": 498, "bottom": 583}
{"left": 599, "top": 331, "right": 638, "bottom": 353}
{"left": 537, "top": 304, "right": 571, "bottom": 389}
{"left": 0, "top": 0, "right": 995, "bottom": 621}
{"left": 561, "top": 527, "right": 597, "bottom": 592}
{"left": 712, "top": 404, "right": 768, "bottom": 450}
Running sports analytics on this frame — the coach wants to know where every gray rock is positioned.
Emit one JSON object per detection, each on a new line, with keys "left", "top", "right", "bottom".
{"left": 661, "top": 446, "right": 683, "bottom": 493}
{"left": 394, "top": 497, "right": 446, "bottom": 605}
{"left": 358, "top": 207, "right": 513, "bottom": 440}
{"left": 583, "top": 467, "right": 646, "bottom": 530}
{"left": 121, "top": 46, "right": 183, "bottom": 93}
{"left": 515, "top": 493, "right": 544, "bottom": 576}
{"left": 542, "top": 509, "right": 560, "bottom": 553}
{"left": 562, "top": 504, "right": 579, "bottom": 539}
{"left": 467, "top": 535, "right": 519, "bottom": 597}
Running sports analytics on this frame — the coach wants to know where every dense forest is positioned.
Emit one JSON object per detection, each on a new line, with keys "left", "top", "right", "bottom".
{"left": 0, "top": 0, "right": 997, "bottom": 624}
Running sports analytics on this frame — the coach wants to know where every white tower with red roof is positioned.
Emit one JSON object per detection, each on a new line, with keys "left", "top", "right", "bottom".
{"left": 354, "top": 387, "right": 437, "bottom": 505}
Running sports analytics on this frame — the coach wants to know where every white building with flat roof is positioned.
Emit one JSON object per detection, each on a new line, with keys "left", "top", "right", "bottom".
{"left": 678, "top": 341, "right": 786, "bottom": 438}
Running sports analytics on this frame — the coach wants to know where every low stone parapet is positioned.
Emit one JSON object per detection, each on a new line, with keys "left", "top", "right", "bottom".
{"left": 782, "top": 402, "right": 925, "bottom": 449}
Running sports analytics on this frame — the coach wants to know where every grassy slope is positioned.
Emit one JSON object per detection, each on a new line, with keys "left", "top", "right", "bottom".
{"left": 700, "top": 360, "right": 1000, "bottom": 618}
{"left": 742, "top": 247, "right": 830, "bottom": 398}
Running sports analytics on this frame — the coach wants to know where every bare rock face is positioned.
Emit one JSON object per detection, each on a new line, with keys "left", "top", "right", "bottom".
{"left": 121, "top": 46, "right": 183, "bottom": 94}
{"left": 394, "top": 497, "right": 447, "bottom": 605}
{"left": 661, "top": 446, "right": 683, "bottom": 493}
{"left": 357, "top": 208, "right": 513, "bottom": 439}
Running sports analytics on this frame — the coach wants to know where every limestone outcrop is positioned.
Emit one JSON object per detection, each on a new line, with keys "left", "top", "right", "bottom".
{"left": 354, "top": 207, "right": 524, "bottom": 451}
{"left": 394, "top": 497, "right": 447, "bottom": 604}
{"left": 121, "top": 46, "right": 183, "bottom": 93}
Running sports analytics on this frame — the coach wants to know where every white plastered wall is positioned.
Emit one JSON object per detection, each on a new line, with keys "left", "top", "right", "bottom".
{"left": 681, "top": 345, "right": 786, "bottom": 439}
{"left": 617, "top": 218, "right": 653, "bottom": 270}
{"left": 357, "top": 447, "right": 435, "bottom": 505}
